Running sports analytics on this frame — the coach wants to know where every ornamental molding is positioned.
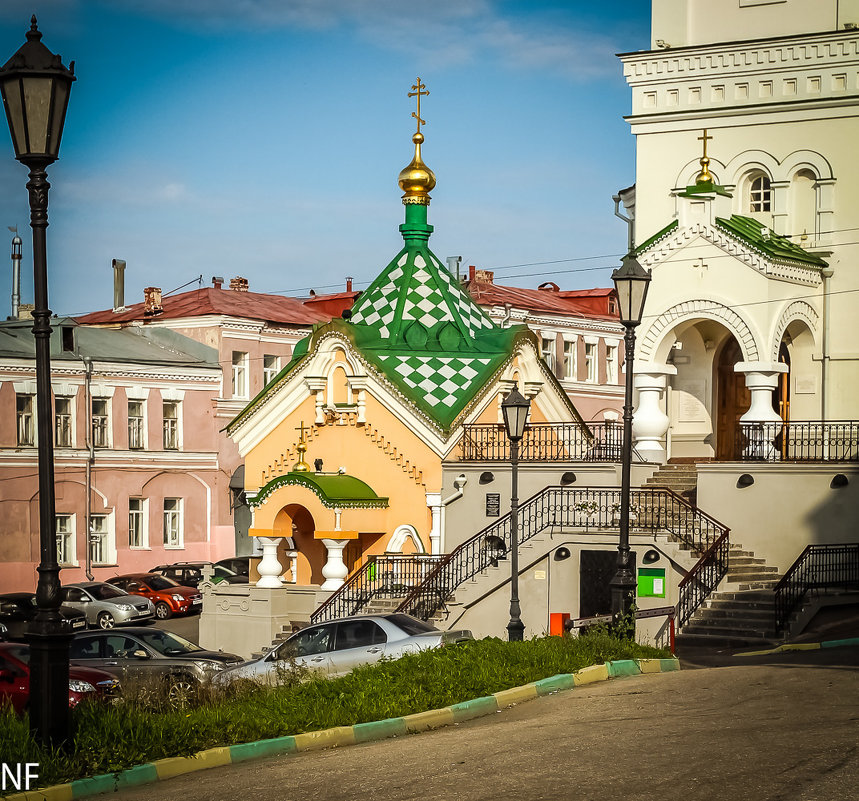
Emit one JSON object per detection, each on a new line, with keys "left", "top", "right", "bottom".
{"left": 640, "top": 299, "right": 759, "bottom": 362}
{"left": 636, "top": 222, "right": 823, "bottom": 287}
{"left": 249, "top": 473, "right": 389, "bottom": 511}
{"left": 0, "top": 362, "right": 220, "bottom": 384}
{"left": 771, "top": 300, "right": 820, "bottom": 359}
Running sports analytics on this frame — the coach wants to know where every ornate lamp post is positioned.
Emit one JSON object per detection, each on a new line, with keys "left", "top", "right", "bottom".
{"left": 501, "top": 387, "right": 531, "bottom": 642}
{"left": 0, "top": 16, "right": 75, "bottom": 745}
{"left": 609, "top": 255, "right": 651, "bottom": 638}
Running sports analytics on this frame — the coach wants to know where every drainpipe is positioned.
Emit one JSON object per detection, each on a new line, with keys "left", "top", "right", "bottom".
{"left": 820, "top": 267, "right": 833, "bottom": 422}
{"left": 81, "top": 356, "right": 94, "bottom": 580}
{"left": 613, "top": 194, "right": 634, "bottom": 253}
{"left": 11, "top": 233, "right": 22, "bottom": 319}
{"left": 500, "top": 303, "right": 512, "bottom": 329}
{"left": 442, "top": 474, "right": 468, "bottom": 507}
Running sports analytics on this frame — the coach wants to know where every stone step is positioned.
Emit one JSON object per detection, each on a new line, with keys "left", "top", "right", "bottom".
{"left": 694, "top": 608, "right": 774, "bottom": 623}
{"left": 675, "top": 632, "right": 778, "bottom": 650}
{"left": 704, "top": 598, "right": 776, "bottom": 612}
{"left": 681, "top": 622, "right": 776, "bottom": 638}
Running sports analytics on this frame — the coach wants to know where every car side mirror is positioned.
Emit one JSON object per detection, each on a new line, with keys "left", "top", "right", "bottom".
{"left": 132, "top": 649, "right": 149, "bottom": 660}
{"left": 79, "top": 597, "right": 90, "bottom": 603}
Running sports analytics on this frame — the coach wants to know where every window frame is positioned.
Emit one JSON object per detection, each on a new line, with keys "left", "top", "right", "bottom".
{"left": 540, "top": 337, "right": 555, "bottom": 373}
{"left": 54, "top": 396, "right": 73, "bottom": 448}
{"left": 16, "top": 394, "right": 34, "bottom": 446}
{"left": 562, "top": 339, "right": 577, "bottom": 381}
{"left": 749, "top": 174, "right": 772, "bottom": 213}
{"left": 127, "top": 399, "right": 145, "bottom": 450}
{"left": 263, "top": 354, "right": 280, "bottom": 386}
{"left": 89, "top": 513, "right": 114, "bottom": 566}
{"left": 584, "top": 342, "right": 598, "bottom": 384}
{"left": 605, "top": 344, "right": 618, "bottom": 385}
{"left": 91, "top": 397, "right": 111, "bottom": 449}
{"left": 56, "top": 513, "right": 76, "bottom": 566}
{"left": 231, "top": 351, "right": 249, "bottom": 399}
{"left": 163, "top": 498, "right": 183, "bottom": 549}
{"left": 128, "top": 498, "right": 148, "bottom": 549}
{"left": 162, "top": 400, "right": 181, "bottom": 450}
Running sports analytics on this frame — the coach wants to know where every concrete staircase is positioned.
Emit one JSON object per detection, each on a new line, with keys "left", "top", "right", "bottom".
{"left": 644, "top": 461, "right": 702, "bottom": 506}
{"left": 676, "top": 544, "right": 782, "bottom": 648}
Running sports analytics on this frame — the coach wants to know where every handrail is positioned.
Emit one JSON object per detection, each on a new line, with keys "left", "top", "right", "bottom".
{"left": 395, "top": 485, "right": 730, "bottom": 621}
{"left": 735, "top": 420, "right": 859, "bottom": 462}
{"left": 677, "top": 531, "right": 730, "bottom": 628}
{"left": 311, "top": 554, "right": 444, "bottom": 624}
{"left": 460, "top": 422, "right": 628, "bottom": 462}
{"left": 773, "top": 542, "right": 859, "bottom": 633}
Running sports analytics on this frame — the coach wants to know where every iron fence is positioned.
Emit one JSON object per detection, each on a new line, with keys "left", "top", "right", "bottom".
{"left": 677, "top": 532, "right": 730, "bottom": 628}
{"left": 460, "top": 422, "right": 624, "bottom": 462}
{"left": 774, "top": 543, "right": 859, "bottom": 633}
{"left": 736, "top": 421, "right": 859, "bottom": 462}
{"left": 395, "top": 486, "right": 729, "bottom": 621}
{"left": 311, "top": 554, "right": 444, "bottom": 624}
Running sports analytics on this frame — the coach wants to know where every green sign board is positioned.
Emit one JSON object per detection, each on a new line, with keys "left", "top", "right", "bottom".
{"left": 638, "top": 567, "right": 666, "bottom": 598}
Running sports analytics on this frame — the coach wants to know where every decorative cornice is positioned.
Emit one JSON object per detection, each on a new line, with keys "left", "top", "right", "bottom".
{"left": 249, "top": 472, "right": 389, "bottom": 510}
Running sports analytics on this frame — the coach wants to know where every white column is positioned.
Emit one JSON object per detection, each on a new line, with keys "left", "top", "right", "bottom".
{"left": 255, "top": 536, "right": 284, "bottom": 588}
{"left": 305, "top": 378, "right": 327, "bottom": 425}
{"left": 735, "top": 361, "right": 788, "bottom": 459}
{"left": 320, "top": 539, "right": 350, "bottom": 589}
{"left": 426, "top": 492, "right": 442, "bottom": 555}
{"left": 632, "top": 362, "right": 677, "bottom": 464}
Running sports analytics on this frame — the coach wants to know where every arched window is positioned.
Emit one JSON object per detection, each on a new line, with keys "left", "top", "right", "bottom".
{"left": 749, "top": 174, "right": 772, "bottom": 212}
{"left": 790, "top": 169, "right": 817, "bottom": 242}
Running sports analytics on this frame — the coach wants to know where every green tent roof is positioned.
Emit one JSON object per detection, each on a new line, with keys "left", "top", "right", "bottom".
{"left": 250, "top": 472, "right": 389, "bottom": 510}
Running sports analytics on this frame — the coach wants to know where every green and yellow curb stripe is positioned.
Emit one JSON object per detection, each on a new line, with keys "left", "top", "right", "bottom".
{"left": 2, "top": 657, "right": 679, "bottom": 801}
{"left": 737, "top": 636, "right": 859, "bottom": 657}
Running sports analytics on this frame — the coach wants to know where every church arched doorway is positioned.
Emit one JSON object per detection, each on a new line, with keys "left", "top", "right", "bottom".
{"left": 715, "top": 338, "right": 751, "bottom": 459}
{"left": 273, "top": 504, "right": 325, "bottom": 586}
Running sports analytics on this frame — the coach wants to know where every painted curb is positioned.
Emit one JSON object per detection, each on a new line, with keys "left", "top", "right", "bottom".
{"left": 1, "top": 657, "right": 679, "bottom": 801}
{"left": 737, "top": 635, "right": 859, "bottom": 657}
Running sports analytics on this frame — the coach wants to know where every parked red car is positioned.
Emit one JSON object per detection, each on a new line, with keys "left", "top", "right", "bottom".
{"left": 0, "top": 643, "right": 120, "bottom": 714}
{"left": 107, "top": 574, "right": 202, "bottom": 620}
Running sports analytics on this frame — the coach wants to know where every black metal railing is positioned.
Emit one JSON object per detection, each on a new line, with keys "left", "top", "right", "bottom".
{"left": 460, "top": 422, "right": 625, "bottom": 462}
{"left": 311, "top": 554, "right": 444, "bottom": 624}
{"left": 677, "top": 532, "right": 730, "bottom": 628}
{"left": 773, "top": 543, "right": 859, "bottom": 634}
{"left": 395, "top": 486, "right": 729, "bottom": 621}
{"left": 736, "top": 421, "right": 859, "bottom": 462}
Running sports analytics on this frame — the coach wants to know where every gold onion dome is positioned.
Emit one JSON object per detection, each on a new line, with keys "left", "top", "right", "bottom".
{"left": 398, "top": 131, "right": 436, "bottom": 205}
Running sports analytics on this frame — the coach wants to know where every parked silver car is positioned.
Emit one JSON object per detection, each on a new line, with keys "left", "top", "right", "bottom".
{"left": 62, "top": 582, "right": 155, "bottom": 629}
{"left": 215, "top": 613, "right": 473, "bottom": 685}
{"left": 70, "top": 628, "right": 243, "bottom": 702}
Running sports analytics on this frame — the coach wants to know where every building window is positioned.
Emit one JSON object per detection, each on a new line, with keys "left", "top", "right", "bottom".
{"left": 606, "top": 345, "right": 618, "bottom": 384}
{"left": 129, "top": 498, "right": 147, "bottom": 548}
{"left": 232, "top": 351, "right": 249, "bottom": 399}
{"left": 162, "top": 401, "right": 180, "bottom": 450}
{"left": 16, "top": 395, "right": 34, "bottom": 446}
{"left": 562, "top": 340, "right": 576, "bottom": 380}
{"left": 749, "top": 174, "right": 772, "bottom": 212}
{"left": 263, "top": 354, "right": 280, "bottom": 386}
{"left": 540, "top": 338, "right": 555, "bottom": 373}
{"left": 163, "top": 498, "right": 183, "bottom": 548}
{"left": 55, "top": 397, "right": 72, "bottom": 447}
{"left": 92, "top": 398, "right": 110, "bottom": 448}
{"left": 128, "top": 400, "right": 145, "bottom": 450}
{"left": 89, "top": 514, "right": 111, "bottom": 565}
{"left": 56, "top": 514, "right": 75, "bottom": 565}
{"left": 585, "top": 343, "right": 597, "bottom": 383}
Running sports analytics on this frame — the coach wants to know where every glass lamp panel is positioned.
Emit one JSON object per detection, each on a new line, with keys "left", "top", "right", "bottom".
{"left": 47, "top": 78, "right": 70, "bottom": 158}
{"left": 21, "top": 75, "right": 51, "bottom": 155}
{"left": 0, "top": 76, "right": 26, "bottom": 157}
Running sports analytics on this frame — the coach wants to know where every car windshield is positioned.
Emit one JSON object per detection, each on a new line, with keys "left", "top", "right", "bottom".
{"left": 133, "top": 630, "right": 202, "bottom": 656}
{"left": 146, "top": 576, "right": 179, "bottom": 591}
{"left": 214, "top": 565, "right": 237, "bottom": 577}
{"left": 386, "top": 614, "right": 438, "bottom": 635}
{"left": 89, "top": 584, "right": 126, "bottom": 600}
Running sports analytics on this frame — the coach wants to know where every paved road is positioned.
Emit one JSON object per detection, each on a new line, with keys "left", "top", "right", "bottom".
{"left": 106, "top": 645, "right": 859, "bottom": 801}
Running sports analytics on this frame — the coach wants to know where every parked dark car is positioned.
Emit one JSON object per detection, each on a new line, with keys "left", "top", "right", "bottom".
{"left": 107, "top": 574, "right": 202, "bottom": 620}
{"left": 214, "top": 556, "right": 252, "bottom": 579}
{"left": 61, "top": 582, "right": 155, "bottom": 629}
{"left": 0, "top": 592, "right": 87, "bottom": 640}
{"left": 149, "top": 562, "right": 247, "bottom": 588}
{"left": 0, "top": 642, "right": 121, "bottom": 714}
{"left": 70, "top": 628, "right": 243, "bottom": 704}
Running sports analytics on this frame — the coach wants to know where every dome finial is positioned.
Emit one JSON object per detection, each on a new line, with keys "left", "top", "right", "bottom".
{"left": 398, "top": 78, "right": 436, "bottom": 206}
{"left": 292, "top": 422, "right": 311, "bottom": 472}
{"left": 695, "top": 128, "right": 714, "bottom": 184}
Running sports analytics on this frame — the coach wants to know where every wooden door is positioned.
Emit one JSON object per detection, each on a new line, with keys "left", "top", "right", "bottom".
{"left": 716, "top": 340, "right": 751, "bottom": 459}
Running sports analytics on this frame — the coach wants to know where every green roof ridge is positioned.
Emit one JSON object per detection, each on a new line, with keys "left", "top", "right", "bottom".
{"left": 250, "top": 471, "right": 389, "bottom": 510}
{"left": 715, "top": 215, "right": 828, "bottom": 266}
{"left": 631, "top": 220, "right": 678, "bottom": 256}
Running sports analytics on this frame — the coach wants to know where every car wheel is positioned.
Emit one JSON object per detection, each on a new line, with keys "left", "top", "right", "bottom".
{"left": 165, "top": 674, "right": 197, "bottom": 709}
{"left": 96, "top": 611, "right": 116, "bottom": 630}
{"left": 154, "top": 601, "right": 172, "bottom": 620}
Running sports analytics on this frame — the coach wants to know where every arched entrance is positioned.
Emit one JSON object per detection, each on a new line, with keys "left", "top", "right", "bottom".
{"left": 273, "top": 504, "right": 325, "bottom": 585}
{"left": 715, "top": 339, "right": 750, "bottom": 459}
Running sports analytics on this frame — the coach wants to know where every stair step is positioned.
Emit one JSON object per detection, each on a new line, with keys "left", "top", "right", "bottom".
{"left": 681, "top": 623, "right": 776, "bottom": 638}
{"left": 675, "top": 633, "right": 778, "bottom": 649}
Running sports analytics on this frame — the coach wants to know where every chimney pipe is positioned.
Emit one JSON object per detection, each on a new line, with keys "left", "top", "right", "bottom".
{"left": 112, "top": 259, "right": 126, "bottom": 312}
{"left": 446, "top": 256, "right": 462, "bottom": 281}
{"left": 143, "top": 286, "right": 163, "bottom": 316}
{"left": 11, "top": 232, "right": 22, "bottom": 319}
{"left": 212, "top": 276, "right": 224, "bottom": 289}
{"left": 346, "top": 277, "right": 353, "bottom": 293}
{"left": 229, "top": 276, "right": 249, "bottom": 292}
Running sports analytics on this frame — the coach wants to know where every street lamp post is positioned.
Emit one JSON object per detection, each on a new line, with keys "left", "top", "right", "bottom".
{"left": 501, "top": 387, "right": 531, "bottom": 642}
{"left": 0, "top": 16, "right": 75, "bottom": 745}
{"left": 609, "top": 255, "right": 651, "bottom": 638}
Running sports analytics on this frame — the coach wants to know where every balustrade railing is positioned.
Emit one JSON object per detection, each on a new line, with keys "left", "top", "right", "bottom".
{"left": 677, "top": 532, "right": 730, "bottom": 628}
{"left": 460, "top": 422, "right": 624, "bottom": 462}
{"left": 736, "top": 421, "right": 859, "bottom": 462}
{"left": 395, "top": 486, "right": 729, "bottom": 621}
{"left": 311, "top": 554, "right": 444, "bottom": 624}
{"left": 773, "top": 543, "right": 859, "bottom": 633}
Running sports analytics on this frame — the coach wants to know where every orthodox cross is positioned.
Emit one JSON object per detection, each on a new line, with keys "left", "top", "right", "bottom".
{"left": 694, "top": 258, "right": 708, "bottom": 276}
{"left": 409, "top": 78, "right": 429, "bottom": 134}
{"left": 295, "top": 421, "right": 309, "bottom": 443}
{"left": 698, "top": 129, "right": 713, "bottom": 160}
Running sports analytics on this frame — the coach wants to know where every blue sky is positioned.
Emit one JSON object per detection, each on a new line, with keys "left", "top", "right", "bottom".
{"left": 0, "top": 1, "right": 650, "bottom": 316}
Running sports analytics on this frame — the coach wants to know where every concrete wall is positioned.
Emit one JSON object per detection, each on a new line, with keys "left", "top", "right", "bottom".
{"left": 697, "top": 463, "right": 859, "bottom": 572}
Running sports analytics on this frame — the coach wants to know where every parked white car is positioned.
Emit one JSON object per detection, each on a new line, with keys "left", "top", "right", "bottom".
{"left": 215, "top": 613, "right": 473, "bottom": 684}
{"left": 62, "top": 582, "right": 155, "bottom": 629}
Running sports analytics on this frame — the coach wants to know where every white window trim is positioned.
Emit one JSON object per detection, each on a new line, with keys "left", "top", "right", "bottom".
{"left": 89, "top": 512, "right": 116, "bottom": 566}
{"left": 562, "top": 337, "right": 578, "bottom": 381}
{"left": 263, "top": 354, "right": 280, "bottom": 386}
{"left": 55, "top": 395, "right": 75, "bottom": 448}
{"left": 162, "top": 400, "right": 182, "bottom": 451}
{"left": 91, "top": 397, "right": 112, "bottom": 449}
{"left": 163, "top": 498, "right": 184, "bottom": 549}
{"left": 584, "top": 342, "right": 598, "bottom": 384}
{"left": 232, "top": 351, "right": 249, "bottom": 400}
{"left": 128, "top": 498, "right": 150, "bottom": 550}
{"left": 128, "top": 399, "right": 147, "bottom": 450}
{"left": 16, "top": 393, "right": 36, "bottom": 446}
{"left": 56, "top": 513, "right": 78, "bottom": 567}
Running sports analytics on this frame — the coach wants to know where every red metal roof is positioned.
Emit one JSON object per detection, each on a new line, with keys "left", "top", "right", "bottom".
{"left": 466, "top": 280, "right": 619, "bottom": 321}
{"left": 76, "top": 287, "right": 329, "bottom": 326}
